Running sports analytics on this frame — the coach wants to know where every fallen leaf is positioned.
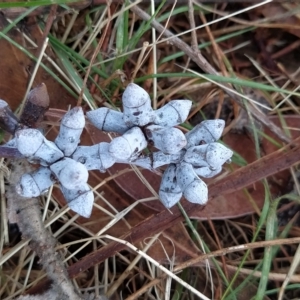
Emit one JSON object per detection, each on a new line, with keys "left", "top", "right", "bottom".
{"left": 0, "top": 14, "right": 75, "bottom": 111}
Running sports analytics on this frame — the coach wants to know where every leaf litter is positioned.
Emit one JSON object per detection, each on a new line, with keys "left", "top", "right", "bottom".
{"left": 1, "top": 1, "right": 300, "bottom": 299}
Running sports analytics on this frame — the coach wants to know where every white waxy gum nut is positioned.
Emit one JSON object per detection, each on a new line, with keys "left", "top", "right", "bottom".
{"left": 205, "top": 143, "right": 233, "bottom": 170}
{"left": 122, "top": 83, "right": 154, "bottom": 127}
{"left": 86, "top": 108, "right": 129, "bottom": 134}
{"left": 194, "top": 165, "right": 222, "bottom": 178}
{"left": 183, "top": 144, "right": 210, "bottom": 168}
{"left": 184, "top": 143, "right": 232, "bottom": 169}
{"left": 185, "top": 119, "right": 225, "bottom": 148}
{"left": 72, "top": 144, "right": 100, "bottom": 170}
{"left": 176, "top": 162, "right": 208, "bottom": 205}
{"left": 159, "top": 164, "right": 182, "bottom": 208}
{"left": 16, "top": 129, "right": 64, "bottom": 165}
{"left": 109, "top": 127, "right": 147, "bottom": 160}
{"left": 16, "top": 167, "right": 54, "bottom": 197}
{"left": 98, "top": 142, "right": 116, "bottom": 171}
{"left": 72, "top": 142, "right": 116, "bottom": 172}
{"left": 16, "top": 173, "right": 40, "bottom": 197}
{"left": 55, "top": 107, "right": 85, "bottom": 156}
{"left": 50, "top": 158, "right": 88, "bottom": 190}
{"left": 145, "top": 125, "right": 187, "bottom": 154}
{"left": 16, "top": 129, "right": 44, "bottom": 156}
{"left": 61, "top": 183, "right": 94, "bottom": 218}
{"left": 154, "top": 100, "right": 192, "bottom": 127}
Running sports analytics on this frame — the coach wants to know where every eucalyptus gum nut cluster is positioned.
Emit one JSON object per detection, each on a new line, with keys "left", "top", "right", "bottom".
{"left": 109, "top": 127, "right": 147, "bottom": 161}
{"left": 15, "top": 129, "right": 64, "bottom": 166}
{"left": 176, "top": 162, "right": 208, "bottom": 205}
{"left": 72, "top": 142, "right": 116, "bottom": 172}
{"left": 60, "top": 184, "right": 94, "bottom": 218}
{"left": 185, "top": 119, "right": 225, "bottom": 148}
{"left": 154, "top": 100, "right": 192, "bottom": 127}
{"left": 86, "top": 108, "right": 129, "bottom": 135}
{"left": 145, "top": 125, "right": 187, "bottom": 154}
{"left": 50, "top": 158, "right": 88, "bottom": 190}
{"left": 55, "top": 107, "right": 85, "bottom": 156}
{"left": 159, "top": 164, "right": 182, "bottom": 208}
{"left": 16, "top": 167, "right": 54, "bottom": 197}
{"left": 183, "top": 143, "right": 233, "bottom": 169}
{"left": 122, "top": 83, "right": 154, "bottom": 127}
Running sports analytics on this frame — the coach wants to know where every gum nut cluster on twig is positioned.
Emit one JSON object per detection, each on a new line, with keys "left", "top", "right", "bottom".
{"left": 15, "top": 107, "right": 94, "bottom": 218}
{"left": 11, "top": 82, "right": 233, "bottom": 217}
{"left": 85, "top": 83, "right": 233, "bottom": 209}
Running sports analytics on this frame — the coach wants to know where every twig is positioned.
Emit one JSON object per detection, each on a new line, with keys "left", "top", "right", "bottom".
{"left": 0, "top": 147, "right": 23, "bottom": 158}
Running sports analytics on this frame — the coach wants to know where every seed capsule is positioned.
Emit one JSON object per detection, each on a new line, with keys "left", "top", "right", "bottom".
{"left": 154, "top": 100, "right": 192, "bottom": 127}
{"left": 145, "top": 125, "right": 187, "bottom": 154}
{"left": 184, "top": 143, "right": 233, "bottom": 169}
{"left": 122, "top": 83, "right": 154, "bottom": 127}
{"left": 15, "top": 129, "right": 64, "bottom": 166}
{"left": 61, "top": 183, "right": 94, "bottom": 218}
{"left": 20, "top": 83, "right": 50, "bottom": 128}
{"left": 72, "top": 142, "right": 116, "bottom": 172}
{"left": 0, "top": 99, "right": 19, "bottom": 134}
{"left": 109, "top": 127, "right": 147, "bottom": 161}
{"left": 159, "top": 164, "right": 182, "bottom": 208}
{"left": 194, "top": 165, "right": 222, "bottom": 178}
{"left": 185, "top": 119, "right": 225, "bottom": 148}
{"left": 55, "top": 107, "right": 85, "bottom": 156}
{"left": 86, "top": 107, "right": 129, "bottom": 134}
{"left": 176, "top": 162, "right": 208, "bottom": 205}
{"left": 50, "top": 158, "right": 88, "bottom": 190}
{"left": 16, "top": 167, "right": 54, "bottom": 197}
